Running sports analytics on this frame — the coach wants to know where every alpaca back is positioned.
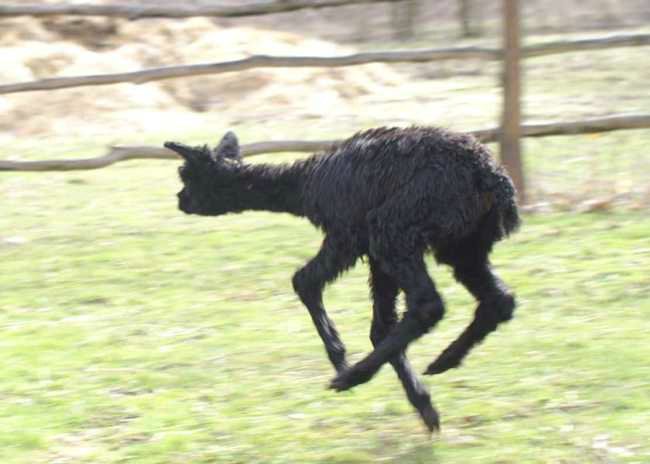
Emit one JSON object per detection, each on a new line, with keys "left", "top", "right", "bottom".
{"left": 298, "top": 126, "right": 518, "bottom": 241}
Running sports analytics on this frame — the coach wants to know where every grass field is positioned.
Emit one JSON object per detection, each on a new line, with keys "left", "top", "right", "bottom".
{"left": 1, "top": 155, "right": 649, "bottom": 463}
{"left": 2, "top": 21, "right": 650, "bottom": 464}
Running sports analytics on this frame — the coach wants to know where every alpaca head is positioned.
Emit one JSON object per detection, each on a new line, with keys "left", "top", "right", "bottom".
{"left": 165, "top": 131, "right": 243, "bottom": 216}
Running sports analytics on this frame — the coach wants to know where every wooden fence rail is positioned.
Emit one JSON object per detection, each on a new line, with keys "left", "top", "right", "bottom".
{"left": 2, "top": 34, "right": 649, "bottom": 96}
{"left": 2, "top": 114, "right": 649, "bottom": 172}
{"left": 2, "top": 1, "right": 650, "bottom": 205}
{"left": 0, "top": 1, "right": 399, "bottom": 20}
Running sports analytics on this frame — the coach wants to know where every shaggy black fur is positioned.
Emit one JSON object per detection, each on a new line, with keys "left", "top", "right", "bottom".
{"left": 166, "top": 126, "right": 520, "bottom": 432}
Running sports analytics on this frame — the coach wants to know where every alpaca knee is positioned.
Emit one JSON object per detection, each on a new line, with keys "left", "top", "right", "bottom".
{"left": 292, "top": 268, "right": 319, "bottom": 301}
{"left": 495, "top": 292, "right": 516, "bottom": 322}
{"left": 475, "top": 292, "right": 516, "bottom": 330}
{"left": 406, "top": 293, "right": 445, "bottom": 330}
{"left": 291, "top": 270, "right": 305, "bottom": 295}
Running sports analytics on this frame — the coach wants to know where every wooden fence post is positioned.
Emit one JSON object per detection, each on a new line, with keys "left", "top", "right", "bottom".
{"left": 501, "top": 0, "right": 526, "bottom": 204}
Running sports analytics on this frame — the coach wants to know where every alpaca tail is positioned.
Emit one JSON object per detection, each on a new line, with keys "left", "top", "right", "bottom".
{"left": 478, "top": 167, "right": 521, "bottom": 243}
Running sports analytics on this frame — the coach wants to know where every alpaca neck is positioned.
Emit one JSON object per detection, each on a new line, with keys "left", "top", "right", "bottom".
{"left": 232, "top": 162, "right": 305, "bottom": 216}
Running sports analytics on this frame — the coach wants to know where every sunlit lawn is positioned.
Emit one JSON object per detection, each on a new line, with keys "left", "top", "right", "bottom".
{"left": 1, "top": 155, "right": 649, "bottom": 463}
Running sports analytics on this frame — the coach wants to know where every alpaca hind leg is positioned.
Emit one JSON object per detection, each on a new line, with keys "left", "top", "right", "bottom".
{"left": 369, "top": 257, "right": 439, "bottom": 432}
{"left": 425, "top": 245, "right": 515, "bottom": 375}
{"left": 293, "top": 236, "right": 358, "bottom": 373}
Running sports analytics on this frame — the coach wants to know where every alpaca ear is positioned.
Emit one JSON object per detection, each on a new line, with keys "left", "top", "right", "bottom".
{"left": 165, "top": 142, "right": 198, "bottom": 162}
{"left": 214, "top": 131, "right": 241, "bottom": 162}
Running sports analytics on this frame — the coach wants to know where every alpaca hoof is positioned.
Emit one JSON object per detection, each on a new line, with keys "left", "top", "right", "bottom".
{"left": 423, "top": 362, "right": 448, "bottom": 376}
{"left": 423, "top": 355, "right": 459, "bottom": 376}
{"left": 328, "top": 364, "right": 372, "bottom": 392}
{"left": 419, "top": 404, "right": 441, "bottom": 433}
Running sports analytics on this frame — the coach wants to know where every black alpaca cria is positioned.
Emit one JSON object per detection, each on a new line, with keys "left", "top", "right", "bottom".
{"left": 166, "top": 126, "right": 520, "bottom": 432}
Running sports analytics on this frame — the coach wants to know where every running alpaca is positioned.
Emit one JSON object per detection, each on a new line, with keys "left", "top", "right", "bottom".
{"left": 165, "top": 126, "right": 520, "bottom": 431}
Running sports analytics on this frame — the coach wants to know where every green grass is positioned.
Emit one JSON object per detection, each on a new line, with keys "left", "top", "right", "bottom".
{"left": 1, "top": 157, "right": 649, "bottom": 463}
{"left": 2, "top": 24, "right": 650, "bottom": 463}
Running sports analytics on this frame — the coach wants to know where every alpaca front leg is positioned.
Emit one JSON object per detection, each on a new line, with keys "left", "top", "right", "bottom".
{"left": 292, "top": 237, "right": 357, "bottom": 373}
{"left": 330, "top": 254, "right": 445, "bottom": 391}
{"left": 368, "top": 258, "right": 439, "bottom": 432}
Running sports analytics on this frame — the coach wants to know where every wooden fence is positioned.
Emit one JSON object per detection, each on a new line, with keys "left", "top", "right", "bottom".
{"left": 2, "top": 0, "right": 650, "bottom": 203}
{"left": 2, "top": 114, "right": 649, "bottom": 172}
{"left": 0, "top": 1, "right": 401, "bottom": 19}
{"left": 3, "top": 34, "right": 649, "bottom": 95}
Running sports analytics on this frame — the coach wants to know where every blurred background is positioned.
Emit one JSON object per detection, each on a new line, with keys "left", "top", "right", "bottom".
{"left": 3, "top": 0, "right": 650, "bottom": 207}
{"left": 1, "top": 1, "right": 649, "bottom": 463}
